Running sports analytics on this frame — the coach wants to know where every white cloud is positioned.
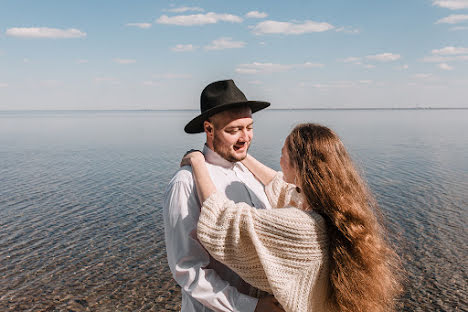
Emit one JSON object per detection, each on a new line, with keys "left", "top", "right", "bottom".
{"left": 113, "top": 58, "right": 136, "bottom": 64}
{"left": 236, "top": 62, "right": 323, "bottom": 74}
{"left": 94, "top": 77, "right": 120, "bottom": 85}
{"left": 0, "top": 83, "right": 8, "bottom": 88}
{"left": 422, "top": 55, "right": 468, "bottom": 62}
{"left": 435, "top": 14, "right": 468, "bottom": 24}
{"left": 432, "top": 0, "right": 468, "bottom": 10}
{"left": 143, "top": 81, "right": 161, "bottom": 86}
{"left": 397, "top": 64, "right": 409, "bottom": 70}
{"left": 236, "top": 62, "right": 291, "bottom": 74}
{"left": 303, "top": 62, "right": 325, "bottom": 68}
{"left": 450, "top": 26, "right": 468, "bottom": 30}
{"left": 438, "top": 63, "right": 454, "bottom": 70}
{"left": 156, "top": 12, "right": 243, "bottom": 26}
{"left": 245, "top": 11, "right": 268, "bottom": 18}
{"left": 77, "top": 59, "right": 89, "bottom": 64}
{"left": 171, "top": 44, "right": 197, "bottom": 52}
{"left": 342, "top": 57, "right": 362, "bottom": 64}
{"left": 125, "top": 23, "right": 152, "bottom": 29}
{"left": 251, "top": 20, "right": 334, "bottom": 35}
{"left": 335, "top": 26, "right": 360, "bottom": 34}
{"left": 23, "top": 58, "right": 30, "bottom": 63}
{"left": 412, "top": 73, "right": 433, "bottom": 79}
{"left": 363, "top": 64, "right": 376, "bottom": 69}
{"left": 166, "top": 7, "right": 204, "bottom": 13}
{"left": 359, "top": 80, "right": 373, "bottom": 84}
{"left": 5, "top": 27, "right": 86, "bottom": 39}
{"left": 366, "top": 53, "right": 401, "bottom": 62}
{"left": 432, "top": 46, "right": 468, "bottom": 55}
{"left": 204, "top": 37, "right": 246, "bottom": 50}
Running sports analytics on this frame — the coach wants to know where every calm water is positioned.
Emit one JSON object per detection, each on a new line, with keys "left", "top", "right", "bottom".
{"left": 0, "top": 110, "right": 467, "bottom": 311}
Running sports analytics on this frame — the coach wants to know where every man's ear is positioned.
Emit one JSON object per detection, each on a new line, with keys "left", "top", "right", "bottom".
{"left": 204, "top": 120, "right": 214, "bottom": 135}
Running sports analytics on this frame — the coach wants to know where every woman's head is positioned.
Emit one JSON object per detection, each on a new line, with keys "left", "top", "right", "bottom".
{"left": 283, "top": 123, "right": 402, "bottom": 312}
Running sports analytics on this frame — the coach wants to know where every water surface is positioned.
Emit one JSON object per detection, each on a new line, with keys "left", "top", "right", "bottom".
{"left": 1, "top": 109, "right": 466, "bottom": 311}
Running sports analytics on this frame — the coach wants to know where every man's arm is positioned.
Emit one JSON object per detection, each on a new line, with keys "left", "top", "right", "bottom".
{"left": 163, "top": 170, "right": 259, "bottom": 312}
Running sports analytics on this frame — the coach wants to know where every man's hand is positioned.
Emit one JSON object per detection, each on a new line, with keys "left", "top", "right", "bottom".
{"left": 255, "top": 296, "right": 285, "bottom": 312}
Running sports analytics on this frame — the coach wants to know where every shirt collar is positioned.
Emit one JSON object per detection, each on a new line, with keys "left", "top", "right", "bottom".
{"left": 203, "top": 145, "right": 236, "bottom": 169}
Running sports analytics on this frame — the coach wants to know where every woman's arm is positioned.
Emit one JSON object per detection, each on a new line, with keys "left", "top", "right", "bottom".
{"left": 181, "top": 151, "right": 216, "bottom": 203}
{"left": 241, "top": 154, "right": 277, "bottom": 186}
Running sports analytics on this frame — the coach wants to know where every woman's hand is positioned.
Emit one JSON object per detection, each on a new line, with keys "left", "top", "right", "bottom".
{"left": 181, "top": 149, "right": 204, "bottom": 167}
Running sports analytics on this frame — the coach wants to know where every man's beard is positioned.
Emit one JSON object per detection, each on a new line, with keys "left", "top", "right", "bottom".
{"left": 213, "top": 136, "right": 249, "bottom": 162}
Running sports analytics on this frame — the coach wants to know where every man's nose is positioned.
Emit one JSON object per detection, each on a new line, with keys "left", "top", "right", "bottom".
{"left": 239, "top": 129, "right": 250, "bottom": 141}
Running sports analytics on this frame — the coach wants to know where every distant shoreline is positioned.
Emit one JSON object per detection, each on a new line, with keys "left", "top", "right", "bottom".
{"left": 1, "top": 107, "right": 468, "bottom": 113}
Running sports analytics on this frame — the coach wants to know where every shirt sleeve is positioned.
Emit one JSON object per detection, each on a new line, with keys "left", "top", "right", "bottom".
{"left": 163, "top": 173, "right": 258, "bottom": 312}
{"left": 197, "top": 192, "right": 328, "bottom": 296}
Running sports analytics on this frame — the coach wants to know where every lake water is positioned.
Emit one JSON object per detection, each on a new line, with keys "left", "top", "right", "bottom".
{"left": 0, "top": 109, "right": 467, "bottom": 311}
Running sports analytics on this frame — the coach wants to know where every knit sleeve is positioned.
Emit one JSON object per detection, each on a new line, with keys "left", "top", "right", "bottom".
{"left": 265, "top": 172, "right": 302, "bottom": 209}
{"left": 197, "top": 192, "right": 328, "bottom": 300}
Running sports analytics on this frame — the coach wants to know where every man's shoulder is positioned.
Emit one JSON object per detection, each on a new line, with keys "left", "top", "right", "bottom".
{"left": 169, "top": 166, "right": 194, "bottom": 185}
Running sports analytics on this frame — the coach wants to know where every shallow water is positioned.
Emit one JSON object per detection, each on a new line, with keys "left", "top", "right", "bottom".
{"left": 0, "top": 109, "right": 467, "bottom": 311}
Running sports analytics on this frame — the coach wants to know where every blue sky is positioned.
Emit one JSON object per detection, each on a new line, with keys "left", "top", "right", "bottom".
{"left": 1, "top": 0, "right": 468, "bottom": 109}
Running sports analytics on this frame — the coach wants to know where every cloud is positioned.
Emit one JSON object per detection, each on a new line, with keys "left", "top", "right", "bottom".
{"left": 94, "top": 77, "right": 120, "bottom": 85}
{"left": 171, "top": 44, "right": 197, "bottom": 52}
{"left": 251, "top": 20, "right": 334, "bottom": 35}
{"left": 363, "top": 64, "right": 376, "bottom": 68}
{"left": 342, "top": 57, "right": 362, "bottom": 64}
{"left": 438, "top": 63, "right": 454, "bottom": 70}
{"left": 432, "top": 46, "right": 468, "bottom": 55}
{"left": 0, "top": 83, "right": 8, "bottom": 88}
{"left": 422, "top": 55, "right": 468, "bottom": 62}
{"left": 236, "top": 62, "right": 323, "bottom": 74}
{"left": 412, "top": 73, "right": 433, "bottom": 79}
{"left": 435, "top": 14, "right": 468, "bottom": 24}
{"left": 113, "top": 58, "right": 136, "bottom": 64}
{"left": 77, "top": 59, "right": 89, "bottom": 64}
{"left": 156, "top": 12, "right": 243, "bottom": 26}
{"left": 143, "top": 81, "right": 161, "bottom": 86}
{"left": 432, "top": 0, "right": 468, "bottom": 10}
{"left": 245, "top": 11, "right": 268, "bottom": 18}
{"left": 335, "top": 26, "right": 360, "bottom": 34}
{"left": 366, "top": 53, "right": 401, "bottom": 62}
{"left": 5, "top": 27, "right": 86, "bottom": 39}
{"left": 397, "top": 64, "right": 409, "bottom": 70}
{"left": 41, "top": 80, "right": 62, "bottom": 87}
{"left": 166, "top": 7, "right": 204, "bottom": 13}
{"left": 450, "top": 25, "right": 468, "bottom": 30}
{"left": 204, "top": 37, "right": 246, "bottom": 50}
{"left": 125, "top": 23, "right": 152, "bottom": 29}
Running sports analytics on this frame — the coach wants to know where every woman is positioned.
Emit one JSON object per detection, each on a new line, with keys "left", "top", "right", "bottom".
{"left": 182, "top": 123, "right": 401, "bottom": 312}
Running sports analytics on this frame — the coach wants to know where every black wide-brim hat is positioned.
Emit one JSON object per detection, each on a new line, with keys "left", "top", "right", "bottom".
{"left": 184, "top": 79, "right": 270, "bottom": 133}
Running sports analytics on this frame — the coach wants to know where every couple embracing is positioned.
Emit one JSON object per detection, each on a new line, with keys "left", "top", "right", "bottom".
{"left": 163, "top": 80, "right": 401, "bottom": 312}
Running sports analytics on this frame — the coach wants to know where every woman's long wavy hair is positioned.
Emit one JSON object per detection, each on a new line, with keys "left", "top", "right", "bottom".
{"left": 286, "top": 123, "right": 402, "bottom": 312}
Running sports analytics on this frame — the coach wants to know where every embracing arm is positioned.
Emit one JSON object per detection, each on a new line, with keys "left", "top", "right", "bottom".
{"left": 241, "top": 154, "right": 276, "bottom": 186}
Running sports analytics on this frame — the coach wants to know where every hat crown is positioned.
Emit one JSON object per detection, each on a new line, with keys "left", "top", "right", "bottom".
{"left": 201, "top": 80, "right": 248, "bottom": 112}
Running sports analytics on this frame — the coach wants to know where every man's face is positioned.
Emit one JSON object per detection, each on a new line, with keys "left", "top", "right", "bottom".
{"left": 207, "top": 107, "right": 253, "bottom": 162}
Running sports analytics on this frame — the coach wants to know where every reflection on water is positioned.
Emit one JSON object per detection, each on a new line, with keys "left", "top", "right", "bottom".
{"left": 0, "top": 110, "right": 467, "bottom": 311}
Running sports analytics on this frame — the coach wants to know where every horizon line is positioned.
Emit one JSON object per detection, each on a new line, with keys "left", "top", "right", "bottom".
{"left": 1, "top": 107, "right": 468, "bottom": 112}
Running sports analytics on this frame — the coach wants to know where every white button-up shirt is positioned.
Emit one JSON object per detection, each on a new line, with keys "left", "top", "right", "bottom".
{"left": 163, "top": 145, "right": 272, "bottom": 312}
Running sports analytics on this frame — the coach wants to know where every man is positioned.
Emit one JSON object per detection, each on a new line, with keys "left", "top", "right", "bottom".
{"left": 163, "top": 80, "right": 283, "bottom": 311}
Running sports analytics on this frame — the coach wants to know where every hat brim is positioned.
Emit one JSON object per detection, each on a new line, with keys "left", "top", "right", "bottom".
{"left": 184, "top": 101, "right": 270, "bottom": 134}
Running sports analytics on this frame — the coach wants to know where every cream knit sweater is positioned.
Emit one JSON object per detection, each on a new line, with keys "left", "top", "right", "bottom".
{"left": 197, "top": 172, "right": 329, "bottom": 312}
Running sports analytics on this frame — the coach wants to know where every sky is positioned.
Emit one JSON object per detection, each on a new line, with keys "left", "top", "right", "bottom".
{"left": 1, "top": 0, "right": 468, "bottom": 110}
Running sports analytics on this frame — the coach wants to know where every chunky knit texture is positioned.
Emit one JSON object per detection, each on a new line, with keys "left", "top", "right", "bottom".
{"left": 197, "top": 173, "right": 330, "bottom": 312}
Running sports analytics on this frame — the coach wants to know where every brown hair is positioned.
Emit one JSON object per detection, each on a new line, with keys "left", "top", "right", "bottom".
{"left": 286, "top": 123, "right": 402, "bottom": 312}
